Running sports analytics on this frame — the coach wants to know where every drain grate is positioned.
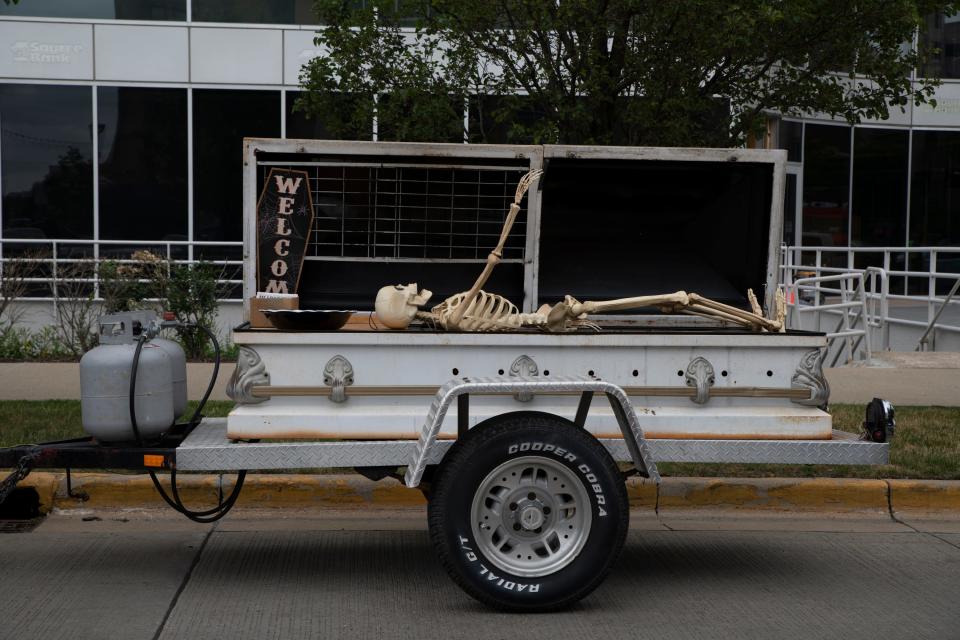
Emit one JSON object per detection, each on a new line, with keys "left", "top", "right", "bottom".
{"left": 0, "top": 517, "right": 44, "bottom": 533}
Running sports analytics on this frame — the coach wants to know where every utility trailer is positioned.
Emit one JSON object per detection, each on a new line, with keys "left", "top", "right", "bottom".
{"left": 0, "top": 141, "right": 895, "bottom": 612}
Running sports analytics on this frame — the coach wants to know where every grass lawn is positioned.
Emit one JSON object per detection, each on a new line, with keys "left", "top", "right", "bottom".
{"left": 0, "top": 401, "right": 957, "bottom": 479}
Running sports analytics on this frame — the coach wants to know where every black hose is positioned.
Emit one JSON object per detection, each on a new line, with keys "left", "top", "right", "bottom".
{"left": 188, "top": 323, "right": 220, "bottom": 425}
{"left": 128, "top": 335, "right": 148, "bottom": 447}
{"left": 128, "top": 322, "right": 244, "bottom": 523}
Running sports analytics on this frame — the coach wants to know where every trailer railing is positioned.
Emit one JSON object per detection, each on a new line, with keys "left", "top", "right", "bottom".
{"left": 780, "top": 245, "right": 960, "bottom": 353}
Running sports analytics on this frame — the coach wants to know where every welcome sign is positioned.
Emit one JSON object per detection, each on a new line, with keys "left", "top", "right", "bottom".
{"left": 256, "top": 168, "right": 314, "bottom": 294}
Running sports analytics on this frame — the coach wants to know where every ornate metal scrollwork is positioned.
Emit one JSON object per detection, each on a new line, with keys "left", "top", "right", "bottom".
{"left": 791, "top": 348, "right": 830, "bottom": 409}
{"left": 684, "top": 356, "right": 715, "bottom": 405}
{"left": 226, "top": 345, "right": 270, "bottom": 404}
{"left": 323, "top": 355, "right": 354, "bottom": 403}
{"left": 508, "top": 354, "right": 539, "bottom": 402}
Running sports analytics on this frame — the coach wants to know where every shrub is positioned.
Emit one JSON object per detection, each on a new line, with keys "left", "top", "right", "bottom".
{"left": 166, "top": 262, "right": 222, "bottom": 360}
{"left": 0, "top": 325, "right": 73, "bottom": 361}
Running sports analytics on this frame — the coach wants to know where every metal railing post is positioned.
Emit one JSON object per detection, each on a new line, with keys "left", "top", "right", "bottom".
{"left": 51, "top": 241, "right": 58, "bottom": 318}
{"left": 916, "top": 276, "right": 960, "bottom": 352}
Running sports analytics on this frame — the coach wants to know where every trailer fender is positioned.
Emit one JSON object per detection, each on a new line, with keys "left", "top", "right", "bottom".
{"left": 403, "top": 376, "right": 660, "bottom": 488}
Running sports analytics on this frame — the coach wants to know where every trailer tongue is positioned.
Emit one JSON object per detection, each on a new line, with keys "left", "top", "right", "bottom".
{"left": 1, "top": 141, "right": 897, "bottom": 612}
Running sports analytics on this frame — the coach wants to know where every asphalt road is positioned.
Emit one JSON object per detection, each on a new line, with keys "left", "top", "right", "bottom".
{"left": 1, "top": 509, "right": 959, "bottom": 640}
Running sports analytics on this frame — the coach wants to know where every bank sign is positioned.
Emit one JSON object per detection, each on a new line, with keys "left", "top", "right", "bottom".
{"left": 256, "top": 168, "right": 314, "bottom": 294}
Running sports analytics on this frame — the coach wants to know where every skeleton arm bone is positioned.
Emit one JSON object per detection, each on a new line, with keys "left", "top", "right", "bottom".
{"left": 445, "top": 169, "right": 543, "bottom": 330}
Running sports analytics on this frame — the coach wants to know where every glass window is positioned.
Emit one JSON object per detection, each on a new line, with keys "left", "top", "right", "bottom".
{"left": 911, "top": 131, "right": 960, "bottom": 247}
{"left": 0, "top": 0, "right": 185, "bottom": 20}
{"left": 98, "top": 87, "right": 187, "bottom": 242}
{"left": 468, "top": 95, "right": 546, "bottom": 144}
{"left": 778, "top": 120, "right": 803, "bottom": 163}
{"left": 193, "top": 89, "right": 280, "bottom": 242}
{"left": 1, "top": 84, "right": 93, "bottom": 240}
{"left": 801, "top": 124, "right": 850, "bottom": 250}
{"left": 192, "top": 0, "right": 317, "bottom": 24}
{"left": 783, "top": 173, "right": 797, "bottom": 246}
{"left": 921, "top": 13, "right": 960, "bottom": 79}
{"left": 285, "top": 91, "right": 369, "bottom": 140}
{"left": 851, "top": 128, "right": 909, "bottom": 247}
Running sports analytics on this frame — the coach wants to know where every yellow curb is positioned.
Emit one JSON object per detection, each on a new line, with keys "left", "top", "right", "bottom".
{"left": 236, "top": 475, "right": 364, "bottom": 508}
{"left": 657, "top": 478, "right": 889, "bottom": 512}
{"left": 889, "top": 480, "right": 960, "bottom": 514}
{"left": 18, "top": 472, "right": 62, "bottom": 514}
{"left": 19, "top": 472, "right": 959, "bottom": 514}
{"left": 625, "top": 477, "right": 657, "bottom": 507}
{"left": 235, "top": 475, "right": 425, "bottom": 508}
{"left": 56, "top": 473, "right": 219, "bottom": 509}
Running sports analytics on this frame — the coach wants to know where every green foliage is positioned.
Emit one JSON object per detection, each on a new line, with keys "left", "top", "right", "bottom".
{"left": 166, "top": 262, "right": 222, "bottom": 360}
{"left": 297, "top": 0, "right": 475, "bottom": 141}
{"left": 0, "top": 326, "right": 74, "bottom": 361}
{"left": 298, "top": 0, "right": 959, "bottom": 146}
{"left": 99, "top": 251, "right": 169, "bottom": 314}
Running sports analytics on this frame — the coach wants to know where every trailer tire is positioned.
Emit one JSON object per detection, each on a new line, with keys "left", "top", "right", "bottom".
{"left": 427, "top": 412, "right": 628, "bottom": 612}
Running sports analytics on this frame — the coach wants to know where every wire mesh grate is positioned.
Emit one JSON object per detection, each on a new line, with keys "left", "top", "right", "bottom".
{"left": 259, "top": 163, "right": 529, "bottom": 261}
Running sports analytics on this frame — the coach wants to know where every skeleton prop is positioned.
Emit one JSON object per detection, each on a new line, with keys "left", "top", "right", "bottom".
{"left": 374, "top": 170, "right": 786, "bottom": 333}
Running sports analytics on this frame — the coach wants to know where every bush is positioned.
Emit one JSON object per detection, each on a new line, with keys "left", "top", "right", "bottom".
{"left": 0, "top": 325, "right": 74, "bottom": 361}
{"left": 166, "top": 262, "right": 222, "bottom": 360}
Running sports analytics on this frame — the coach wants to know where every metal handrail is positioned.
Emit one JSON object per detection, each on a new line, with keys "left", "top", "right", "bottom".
{"left": 0, "top": 237, "right": 245, "bottom": 304}
{"left": 789, "top": 271, "right": 871, "bottom": 365}
{"left": 917, "top": 278, "right": 960, "bottom": 351}
{"left": 781, "top": 244, "right": 960, "bottom": 353}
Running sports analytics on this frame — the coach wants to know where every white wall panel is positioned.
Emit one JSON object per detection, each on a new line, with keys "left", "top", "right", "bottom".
{"left": 0, "top": 21, "right": 92, "bottom": 80}
{"left": 95, "top": 24, "right": 188, "bottom": 82}
{"left": 913, "top": 81, "right": 960, "bottom": 128}
{"left": 191, "top": 27, "right": 282, "bottom": 85}
{"left": 283, "top": 29, "right": 326, "bottom": 86}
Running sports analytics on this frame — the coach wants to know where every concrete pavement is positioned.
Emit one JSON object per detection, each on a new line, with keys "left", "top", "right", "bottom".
{"left": 1, "top": 508, "right": 959, "bottom": 640}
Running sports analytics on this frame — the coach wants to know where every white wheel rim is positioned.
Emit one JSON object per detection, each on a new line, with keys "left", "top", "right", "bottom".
{"left": 470, "top": 455, "right": 593, "bottom": 578}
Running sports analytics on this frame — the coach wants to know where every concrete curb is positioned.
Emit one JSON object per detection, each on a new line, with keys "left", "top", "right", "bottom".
{"left": 17, "top": 473, "right": 958, "bottom": 516}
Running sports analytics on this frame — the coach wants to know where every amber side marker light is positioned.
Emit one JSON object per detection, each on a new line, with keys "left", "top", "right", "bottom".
{"left": 143, "top": 454, "right": 165, "bottom": 468}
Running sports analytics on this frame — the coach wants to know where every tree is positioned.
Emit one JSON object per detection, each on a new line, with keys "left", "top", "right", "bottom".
{"left": 297, "top": 0, "right": 958, "bottom": 146}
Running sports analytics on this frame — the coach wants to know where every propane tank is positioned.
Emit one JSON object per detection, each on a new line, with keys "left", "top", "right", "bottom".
{"left": 80, "top": 312, "right": 182, "bottom": 442}
{"left": 102, "top": 310, "right": 187, "bottom": 419}
{"left": 151, "top": 335, "right": 187, "bottom": 418}
{"left": 80, "top": 341, "right": 173, "bottom": 442}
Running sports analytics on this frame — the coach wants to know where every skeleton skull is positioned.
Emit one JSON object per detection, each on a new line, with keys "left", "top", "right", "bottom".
{"left": 374, "top": 283, "right": 433, "bottom": 329}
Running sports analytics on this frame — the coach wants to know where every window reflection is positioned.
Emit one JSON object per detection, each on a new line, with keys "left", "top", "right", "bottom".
{"left": 783, "top": 174, "right": 797, "bottom": 246}
{"left": 778, "top": 120, "right": 803, "bottom": 163}
{"left": 286, "top": 91, "right": 368, "bottom": 140}
{"left": 0, "top": 84, "right": 93, "bottom": 240}
{"left": 921, "top": 13, "right": 960, "bottom": 79}
{"left": 0, "top": 0, "right": 185, "bottom": 20}
{"left": 193, "top": 89, "right": 280, "bottom": 242}
{"left": 911, "top": 131, "right": 960, "bottom": 247}
{"left": 802, "top": 124, "right": 849, "bottom": 250}
{"left": 852, "top": 128, "right": 908, "bottom": 247}
{"left": 98, "top": 87, "right": 187, "bottom": 241}
{"left": 192, "top": 0, "right": 317, "bottom": 24}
